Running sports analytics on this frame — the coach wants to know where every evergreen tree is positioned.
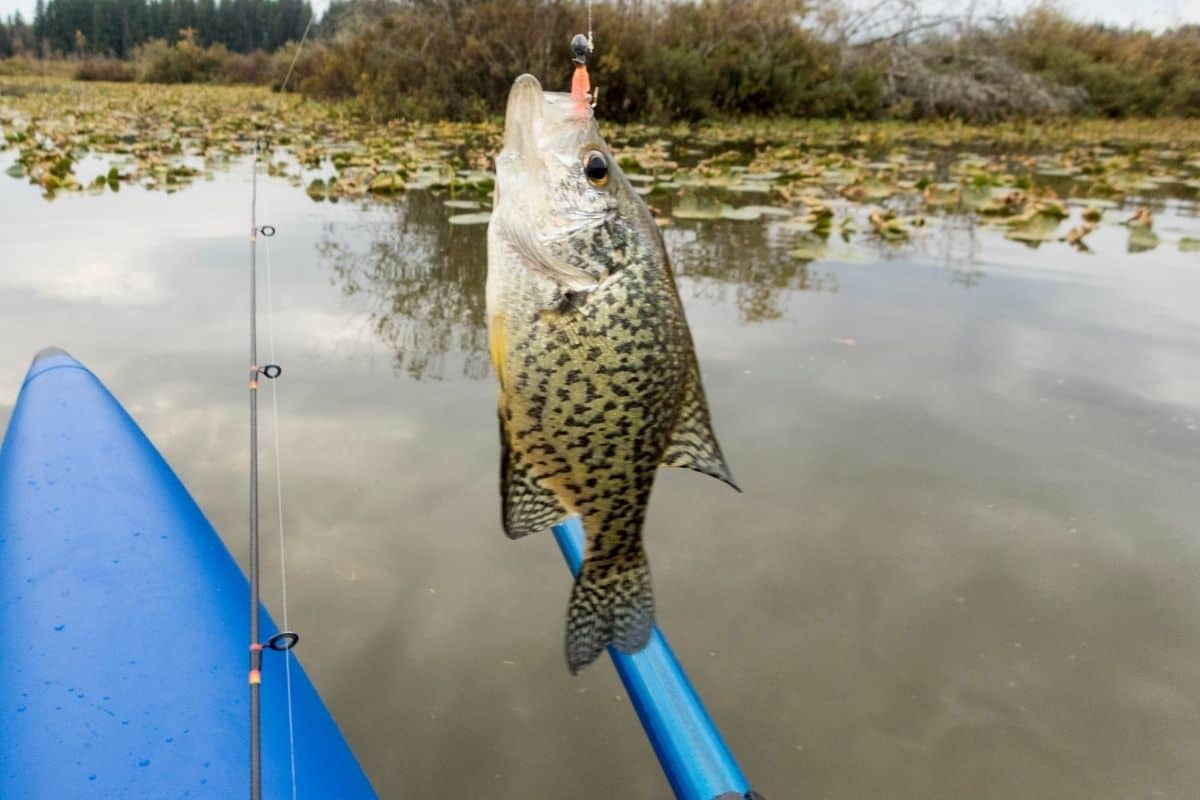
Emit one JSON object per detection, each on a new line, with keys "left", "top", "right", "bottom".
{"left": 18, "top": 0, "right": 312, "bottom": 56}
{"left": 33, "top": 0, "right": 46, "bottom": 42}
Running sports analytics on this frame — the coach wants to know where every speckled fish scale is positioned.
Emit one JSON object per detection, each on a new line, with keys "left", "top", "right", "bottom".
{"left": 487, "top": 74, "right": 738, "bottom": 674}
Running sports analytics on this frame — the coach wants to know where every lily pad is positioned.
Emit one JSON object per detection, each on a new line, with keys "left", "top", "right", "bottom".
{"left": 447, "top": 212, "right": 493, "bottom": 226}
{"left": 1127, "top": 226, "right": 1160, "bottom": 253}
{"left": 305, "top": 178, "right": 327, "bottom": 200}
{"left": 1179, "top": 237, "right": 1200, "bottom": 253}
{"left": 727, "top": 182, "right": 773, "bottom": 195}
{"left": 369, "top": 173, "right": 406, "bottom": 194}
{"left": 790, "top": 237, "right": 826, "bottom": 261}
{"left": 672, "top": 194, "right": 729, "bottom": 220}
{"left": 1006, "top": 216, "right": 1062, "bottom": 246}
{"left": 922, "top": 182, "right": 960, "bottom": 208}
{"left": 744, "top": 205, "right": 793, "bottom": 218}
{"left": 721, "top": 206, "right": 767, "bottom": 221}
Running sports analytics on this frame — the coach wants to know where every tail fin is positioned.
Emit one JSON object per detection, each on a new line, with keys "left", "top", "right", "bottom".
{"left": 565, "top": 553, "right": 655, "bottom": 674}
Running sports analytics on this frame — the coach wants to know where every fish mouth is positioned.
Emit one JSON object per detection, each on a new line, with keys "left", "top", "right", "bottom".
{"left": 503, "top": 74, "right": 546, "bottom": 159}
{"left": 502, "top": 74, "right": 590, "bottom": 160}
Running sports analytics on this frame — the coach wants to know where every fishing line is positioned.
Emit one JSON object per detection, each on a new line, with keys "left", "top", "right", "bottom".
{"left": 279, "top": 11, "right": 315, "bottom": 95}
{"left": 263, "top": 232, "right": 299, "bottom": 800}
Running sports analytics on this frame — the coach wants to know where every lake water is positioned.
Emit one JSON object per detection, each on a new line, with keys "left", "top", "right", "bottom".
{"left": 2, "top": 149, "right": 1200, "bottom": 799}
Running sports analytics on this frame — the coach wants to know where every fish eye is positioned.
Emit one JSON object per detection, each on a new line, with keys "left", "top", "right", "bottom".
{"left": 583, "top": 150, "right": 609, "bottom": 187}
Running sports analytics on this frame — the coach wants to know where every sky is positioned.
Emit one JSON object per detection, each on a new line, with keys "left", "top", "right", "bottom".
{"left": 1, "top": 0, "right": 1196, "bottom": 29}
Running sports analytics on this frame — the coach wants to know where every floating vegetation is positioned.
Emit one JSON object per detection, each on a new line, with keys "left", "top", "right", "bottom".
{"left": 447, "top": 212, "right": 493, "bottom": 226}
{"left": 2, "top": 78, "right": 1199, "bottom": 258}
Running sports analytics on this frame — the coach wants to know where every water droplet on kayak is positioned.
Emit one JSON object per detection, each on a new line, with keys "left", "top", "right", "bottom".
{"left": 54, "top": 624, "right": 65, "bottom": 631}
{"left": 138, "top": 759, "right": 150, "bottom": 768}
{"left": 88, "top": 775, "right": 96, "bottom": 781}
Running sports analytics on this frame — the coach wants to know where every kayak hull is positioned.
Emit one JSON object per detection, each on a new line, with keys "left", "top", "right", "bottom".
{"left": 0, "top": 350, "right": 375, "bottom": 799}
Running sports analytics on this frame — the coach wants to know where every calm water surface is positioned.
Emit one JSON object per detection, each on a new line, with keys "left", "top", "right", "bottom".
{"left": 2, "top": 153, "right": 1200, "bottom": 799}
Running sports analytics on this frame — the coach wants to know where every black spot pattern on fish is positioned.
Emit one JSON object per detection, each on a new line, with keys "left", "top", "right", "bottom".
{"left": 490, "top": 109, "right": 736, "bottom": 673}
{"left": 497, "top": 217, "right": 689, "bottom": 671}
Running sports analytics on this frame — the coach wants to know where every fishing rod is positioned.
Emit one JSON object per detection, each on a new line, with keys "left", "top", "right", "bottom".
{"left": 245, "top": 19, "right": 315, "bottom": 799}
{"left": 247, "top": 140, "right": 295, "bottom": 800}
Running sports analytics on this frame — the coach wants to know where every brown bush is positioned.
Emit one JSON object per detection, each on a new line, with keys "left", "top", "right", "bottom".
{"left": 75, "top": 58, "right": 136, "bottom": 82}
{"left": 294, "top": 0, "right": 882, "bottom": 122}
{"left": 219, "top": 50, "right": 275, "bottom": 85}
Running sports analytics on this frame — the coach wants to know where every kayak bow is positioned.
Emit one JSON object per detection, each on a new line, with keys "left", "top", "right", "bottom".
{"left": 0, "top": 349, "right": 376, "bottom": 799}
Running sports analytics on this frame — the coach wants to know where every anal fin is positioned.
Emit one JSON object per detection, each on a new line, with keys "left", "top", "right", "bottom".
{"left": 499, "top": 413, "right": 568, "bottom": 538}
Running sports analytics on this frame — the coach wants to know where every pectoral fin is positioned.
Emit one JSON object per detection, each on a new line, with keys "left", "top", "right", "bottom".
{"left": 661, "top": 363, "right": 740, "bottom": 491}
{"left": 499, "top": 413, "right": 568, "bottom": 538}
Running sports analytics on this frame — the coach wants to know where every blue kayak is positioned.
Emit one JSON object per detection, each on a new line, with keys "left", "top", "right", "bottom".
{"left": 0, "top": 349, "right": 376, "bottom": 799}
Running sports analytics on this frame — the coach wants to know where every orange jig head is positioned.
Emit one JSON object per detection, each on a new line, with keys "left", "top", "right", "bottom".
{"left": 571, "top": 64, "right": 591, "bottom": 103}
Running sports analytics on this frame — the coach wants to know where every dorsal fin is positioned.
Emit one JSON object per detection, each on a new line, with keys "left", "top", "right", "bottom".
{"left": 660, "top": 362, "right": 740, "bottom": 491}
{"left": 499, "top": 412, "right": 568, "bottom": 538}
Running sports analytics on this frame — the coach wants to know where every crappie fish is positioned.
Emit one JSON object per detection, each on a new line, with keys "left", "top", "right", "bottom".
{"left": 487, "top": 74, "right": 738, "bottom": 674}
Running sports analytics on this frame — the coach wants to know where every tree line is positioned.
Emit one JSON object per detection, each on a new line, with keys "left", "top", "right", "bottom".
{"left": 0, "top": 0, "right": 312, "bottom": 57}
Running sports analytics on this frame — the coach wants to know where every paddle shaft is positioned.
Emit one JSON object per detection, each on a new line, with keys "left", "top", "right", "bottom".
{"left": 552, "top": 518, "right": 762, "bottom": 800}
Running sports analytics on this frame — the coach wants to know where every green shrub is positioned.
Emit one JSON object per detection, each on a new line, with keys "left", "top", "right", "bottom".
{"left": 1000, "top": 8, "right": 1200, "bottom": 118}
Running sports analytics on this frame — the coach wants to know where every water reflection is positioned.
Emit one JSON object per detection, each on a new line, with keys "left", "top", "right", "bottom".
{"left": 6, "top": 158, "right": 1200, "bottom": 799}
{"left": 319, "top": 191, "right": 490, "bottom": 381}
{"left": 936, "top": 215, "right": 985, "bottom": 288}
{"left": 321, "top": 192, "right": 844, "bottom": 378}
{"left": 665, "top": 221, "right": 840, "bottom": 322}
{"left": 316, "top": 182, "right": 1200, "bottom": 385}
